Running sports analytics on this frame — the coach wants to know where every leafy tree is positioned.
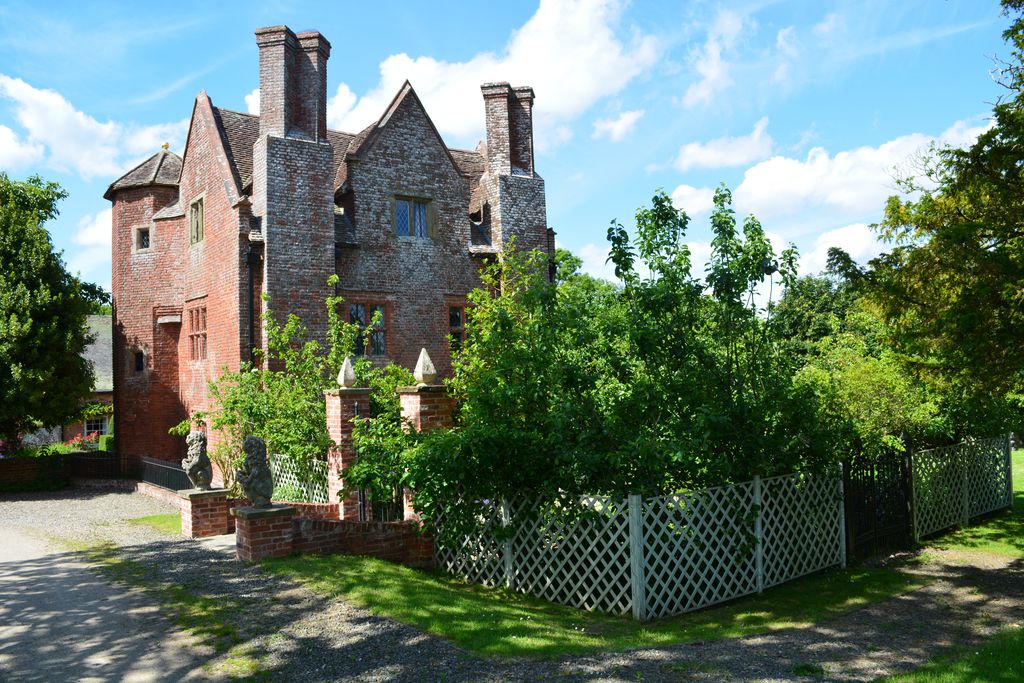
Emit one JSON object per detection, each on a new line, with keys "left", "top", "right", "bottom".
{"left": 404, "top": 189, "right": 828, "bottom": 539}
{"left": 848, "top": 1, "right": 1024, "bottom": 394}
{"left": 0, "top": 174, "right": 97, "bottom": 449}
{"left": 771, "top": 274, "right": 857, "bottom": 359}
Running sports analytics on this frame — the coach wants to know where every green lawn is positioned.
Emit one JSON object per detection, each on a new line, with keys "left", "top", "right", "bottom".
{"left": 879, "top": 625, "right": 1024, "bottom": 682}
{"left": 127, "top": 513, "right": 181, "bottom": 535}
{"left": 264, "top": 554, "right": 922, "bottom": 658}
{"left": 927, "top": 450, "right": 1024, "bottom": 558}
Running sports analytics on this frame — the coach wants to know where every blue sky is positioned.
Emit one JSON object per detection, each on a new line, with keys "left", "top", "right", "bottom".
{"left": 0, "top": 0, "right": 1009, "bottom": 291}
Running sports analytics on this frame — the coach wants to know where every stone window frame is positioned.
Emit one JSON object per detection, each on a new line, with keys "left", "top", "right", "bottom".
{"left": 189, "top": 194, "right": 205, "bottom": 245}
{"left": 133, "top": 223, "right": 153, "bottom": 253}
{"left": 393, "top": 194, "right": 437, "bottom": 240}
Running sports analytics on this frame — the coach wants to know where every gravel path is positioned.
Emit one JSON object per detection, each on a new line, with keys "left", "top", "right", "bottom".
{"left": 1, "top": 489, "right": 1021, "bottom": 682}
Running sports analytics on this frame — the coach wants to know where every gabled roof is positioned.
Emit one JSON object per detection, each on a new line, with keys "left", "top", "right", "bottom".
{"left": 120, "top": 83, "right": 488, "bottom": 201}
{"left": 342, "top": 81, "right": 469, "bottom": 180}
{"left": 85, "top": 315, "right": 113, "bottom": 392}
{"left": 104, "top": 150, "right": 182, "bottom": 200}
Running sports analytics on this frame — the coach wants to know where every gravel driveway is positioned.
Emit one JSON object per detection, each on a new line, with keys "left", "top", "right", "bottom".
{"left": 1, "top": 489, "right": 1021, "bottom": 682}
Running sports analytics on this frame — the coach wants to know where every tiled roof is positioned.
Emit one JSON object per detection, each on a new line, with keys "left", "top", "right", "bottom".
{"left": 104, "top": 150, "right": 182, "bottom": 200}
{"left": 85, "top": 315, "right": 113, "bottom": 393}
{"left": 215, "top": 108, "right": 259, "bottom": 190}
{"left": 450, "top": 148, "right": 486, "bottom": 187}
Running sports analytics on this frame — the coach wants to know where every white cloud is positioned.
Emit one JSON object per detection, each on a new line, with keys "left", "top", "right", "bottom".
{"left": 244, "top": 87, "right": 260, "bottom": 115}
{"left": 72, "top": 207, "right": 111, "bottom": 249}
{"left": 813, "top": 13, "right": 843, "bottom": 39}
{"left": 67, "top": 208, "right": 112, "bottom": 290}
{"left": 682, "top": 9, "right": 743, "bottom": 108}
{"left": 592, "top": 109, "right": 644, "bottom": 141}
{"left": 0, "top": 74, "right": 187, "bottom": 180}
{"left": 0, "top": 123, "right": 43, "bottom": 168}
{"left": 734, "top": 118, "right": 992, "bottom": 221}
{"left": 325, "top": 0, "right": 658, "bottom": 150}
{"left": 776, "top": 27, "right": 798, "bottom": 58}
{"left": 798, "top": 223, "right": 882, "bottom": 276}
{"left": 670, "top": 184, "right": 716, "bottom": 216}
{"left": 577, "top": 242, "right": 619, "bottom": 281}
{"left": 675, "top": 117, "right": 773, "bottom": 171}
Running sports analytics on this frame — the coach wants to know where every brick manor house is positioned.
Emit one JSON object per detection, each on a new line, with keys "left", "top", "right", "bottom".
{"left": 105, "top": 25, "right": 552, "bottom": 462}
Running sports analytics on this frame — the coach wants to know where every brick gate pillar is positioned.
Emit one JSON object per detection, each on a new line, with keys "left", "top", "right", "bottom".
{"left": 397, "top": 349, "right": 454, "bottom": 520}
{"left": 325, "top": 357, "right": 369, "bottom": 520}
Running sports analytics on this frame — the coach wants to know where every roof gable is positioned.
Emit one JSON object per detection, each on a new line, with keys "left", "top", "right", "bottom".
{"left": 345, "top": 81, "right": 467, "bottom": 179}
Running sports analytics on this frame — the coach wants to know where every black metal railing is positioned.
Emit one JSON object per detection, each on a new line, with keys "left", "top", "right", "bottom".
{"left": 139, "top": 456, "right": 191, "bottom": 491}
{"left": 358, "top": 487, "right": 405, "bottom": 522}
{"left": 68, "top": 451, "right": 137, "bottom": 480}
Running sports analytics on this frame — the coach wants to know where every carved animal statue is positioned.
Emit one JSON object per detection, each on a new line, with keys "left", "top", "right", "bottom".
{"left": 181, "top": 432, "right": 213, "bottom": 490}
{"left": 235, "top": 435, "right": 274, "bottom": 507}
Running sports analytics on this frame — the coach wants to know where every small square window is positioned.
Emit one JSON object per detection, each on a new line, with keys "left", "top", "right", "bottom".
{"left": 133, "top": 351, "right": 145, "bottom": 373}
{"left": 85, "top": 416, "right": 109, "bottom": 436}
{"left": 136, "top": 227, "right": 150, "bottom": 250}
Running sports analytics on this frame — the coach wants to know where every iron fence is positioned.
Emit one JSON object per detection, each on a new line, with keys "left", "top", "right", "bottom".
{"left": 139, "top": 456, "right": 191, "bottom": 491}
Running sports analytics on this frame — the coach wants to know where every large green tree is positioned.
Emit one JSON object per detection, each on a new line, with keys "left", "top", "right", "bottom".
{"left": 0, "top": 174, "right": 97, "bottom": 448}
{"left": 847, "top": 1, "right": 1024, "bottom": 394}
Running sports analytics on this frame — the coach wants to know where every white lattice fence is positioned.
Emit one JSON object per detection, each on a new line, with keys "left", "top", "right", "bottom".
{"left": 436, "top": 470, "right": 845, "bottom": 621}
{"left": 269, "top": 455, "right": 328, "bottom": 503}
{"left": 642, "top": 483, "right": 758, "bottom": 619}
{"left": 965, "top": 436, "right": 1012, "bottom": 517}
{"left": 761, "top": 471, "right": 844, "bottom": 588}
{"left": 912, "top": 434, "right": 1013, "bottom": 540}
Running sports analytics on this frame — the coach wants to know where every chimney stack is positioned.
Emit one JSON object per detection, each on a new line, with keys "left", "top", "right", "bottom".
{"left": 481, "top": 82, "right": 535, "bottom": 178}
{"left": 255, "top": 26, "right": 330, "bottom": 141}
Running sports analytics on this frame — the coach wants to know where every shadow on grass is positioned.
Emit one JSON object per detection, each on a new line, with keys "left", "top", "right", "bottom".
{"left": 879, "top": 624, "right": 1024, "bottom": 682}
{"left": 263, "top": 554, "right": 924, "bottom": 658}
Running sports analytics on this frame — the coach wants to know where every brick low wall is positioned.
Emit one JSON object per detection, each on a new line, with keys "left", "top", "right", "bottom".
{"left": 292, "top": 518, "right": 434, "bottom": 568}
{"left": 275, "top": 500, "right": 340, "bottom": 520}
{"left": 0, "top": 455, "right": 69, "bottom": 490}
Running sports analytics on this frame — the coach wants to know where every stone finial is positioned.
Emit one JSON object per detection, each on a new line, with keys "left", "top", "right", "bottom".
{"left": 337, "top": 356, "right": 356, "bottom": 388}
{"left": 413, "top": 348, "right": 438, "bottom": 385}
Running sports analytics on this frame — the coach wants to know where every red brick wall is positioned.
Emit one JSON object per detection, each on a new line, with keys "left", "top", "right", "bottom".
{"left": 292, "top": 518, "right": 434, "bottom": 568}
{"left": 336, "top": 89, "right": 483, "bottom": 379}
{"left": 175, "top": 94, "right": 249, "bottom": 453}
{"left": 111, "top": 186, "right": 187, "bottom": 462}
{"left": 325, "top": 388, "right": 368, "bottom": 519}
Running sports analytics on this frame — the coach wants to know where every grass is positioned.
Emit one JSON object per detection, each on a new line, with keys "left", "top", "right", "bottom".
{"left": 127, "top": 513, "right": 181, "bottom": 535}
{"left": 264, "top": 553, "right": 924, "bottom": 658}
{"left": 879, "top": 625, "right": 1024, "bottom": 682}
{"left": 926, "top": 450, "right": 1024, "bottom": 558}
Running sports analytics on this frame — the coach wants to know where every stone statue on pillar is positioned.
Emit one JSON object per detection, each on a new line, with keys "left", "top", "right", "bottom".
{"left": 236, "top": 435, "right": 274, "bottom": 508}
{"left": 182, "top": 432, "right": 213, "bottom": 490}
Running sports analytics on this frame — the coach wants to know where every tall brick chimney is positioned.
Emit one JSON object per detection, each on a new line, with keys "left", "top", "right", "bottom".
{"left": 509, "top": 86, "right": 535, "bottom": 176}
{"left": 481, "top": 82, "right": 535, "bottom": 178}
{"left": 252, "top": 25, "right": 335, "bottom": 352}
{"left": 255, "top": 26, "right": 330, "bottom": 141}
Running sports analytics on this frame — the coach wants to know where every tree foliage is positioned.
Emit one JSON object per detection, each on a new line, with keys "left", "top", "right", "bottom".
{"left": 845, "top": 1, "right": 1024, "bottom": 395}
{"left": 0, "top": 174, "right": 98, "bottom": 449}
{"left": 402, "top": 188, "right": 829, "bottom": 538}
